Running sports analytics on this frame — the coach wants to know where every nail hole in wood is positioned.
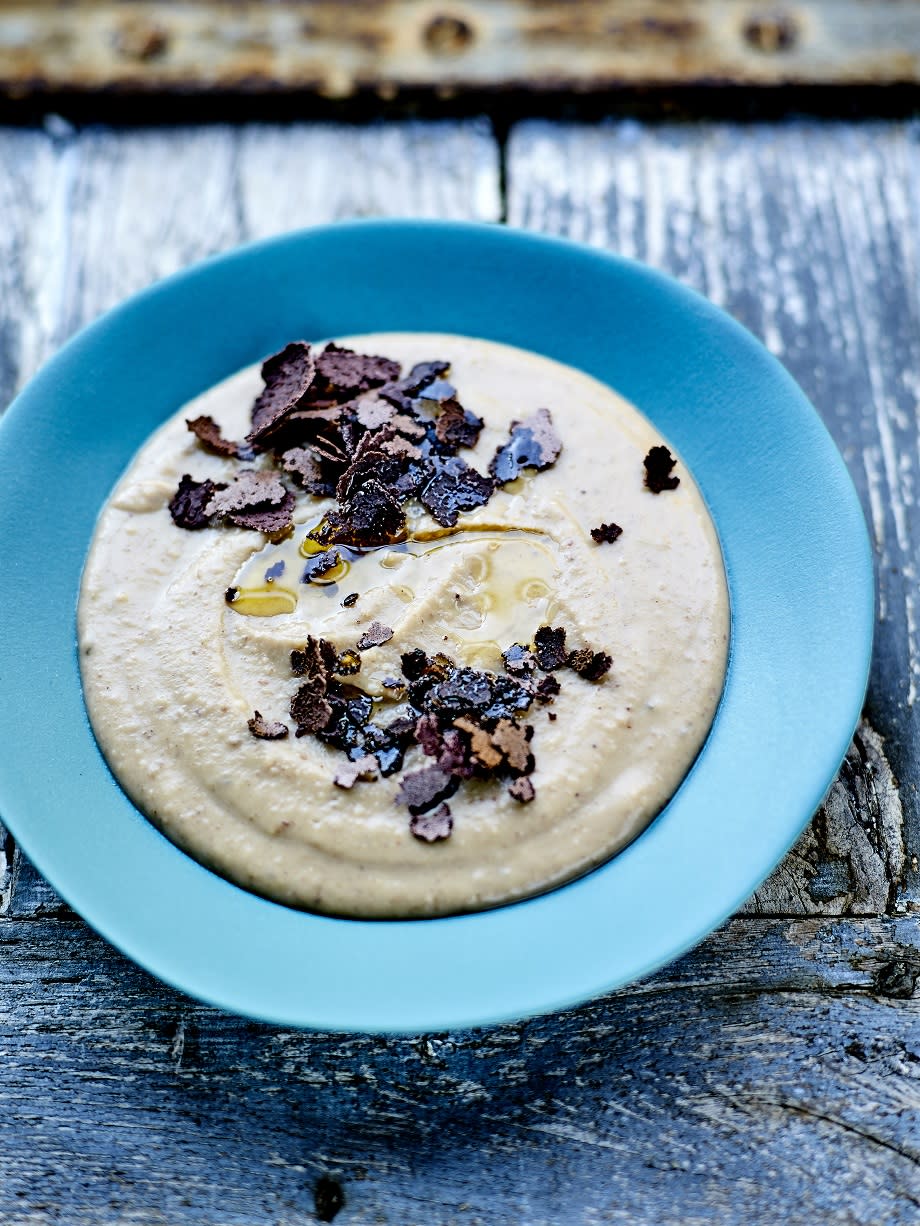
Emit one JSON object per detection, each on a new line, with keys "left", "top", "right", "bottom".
{"left": 743, "top": 10, "right": 799, "bottom": 53}
{"left": 114, "top": 20, "right": 170, "bottom": 62}
{"left": 424, "top": 14, "right": 475, "bottom": 56}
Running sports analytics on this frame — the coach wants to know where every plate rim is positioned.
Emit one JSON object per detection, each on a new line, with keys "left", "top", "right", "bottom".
{"left": 0, "top": 219, "right": 874, "bottom": 1032}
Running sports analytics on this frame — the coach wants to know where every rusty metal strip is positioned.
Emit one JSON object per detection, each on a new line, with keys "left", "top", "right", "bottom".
{"left": 0, "top": 1, "right": 919, "bottom": 98}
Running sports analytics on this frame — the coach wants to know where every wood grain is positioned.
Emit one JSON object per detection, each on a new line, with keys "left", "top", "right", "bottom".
{"left": 1, "top": 916, "right": 918, "bottom": 1225}
{"left": 508, "top": 119, "right": 920, "bottom": 913}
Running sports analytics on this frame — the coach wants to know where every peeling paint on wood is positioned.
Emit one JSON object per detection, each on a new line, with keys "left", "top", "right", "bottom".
{"left": 0, "top": 2, "right": 919, "bottom": 99}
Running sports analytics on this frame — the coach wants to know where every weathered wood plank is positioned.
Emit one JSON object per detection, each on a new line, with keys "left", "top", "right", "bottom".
{"left": 745, "top": 717, "right": 904, "bottom": 915}
{"left": 3, "top": 1, "right": 920, "bottom": 99}
{"left": 1, "top": 916, "right": 918, "bottom": 1225}
{"left": 507, "top": 119, "right": 920, "bottom": 913}
{"left": 0, "top": 118, "right": 499, "bottom": 918}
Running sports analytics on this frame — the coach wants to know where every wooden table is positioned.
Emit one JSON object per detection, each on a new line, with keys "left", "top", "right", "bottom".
{"left": 2, "top": 116, "right": 918, "bottom": 1224}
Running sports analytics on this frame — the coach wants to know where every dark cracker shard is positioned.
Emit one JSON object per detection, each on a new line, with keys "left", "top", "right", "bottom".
{"left": 248, "top": 711, "right": 289, "bottom": 740}
{"left": 168, "top": 475, "right": 218, "bottom": 530}
{"left": 490, "top": 408, "right": 562, "bottom": 484}
{"left": 644, "top": 445, "right": 680, "bottom": 493}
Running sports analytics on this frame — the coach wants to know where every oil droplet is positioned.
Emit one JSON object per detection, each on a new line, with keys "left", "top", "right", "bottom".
{"left": 521, "top": 579, "right": 550, "bottom": 602}
{"left": 229, "top": 589, "right": 298, "bottom": 617}
{"left": 300, "top": 533, "right": 329, "bottom": 558}
{"left": 306, "top": 557, "right": 351, "bottom": 586}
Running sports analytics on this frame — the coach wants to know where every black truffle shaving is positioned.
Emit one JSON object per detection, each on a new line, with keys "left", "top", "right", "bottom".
{"left": 420, "top": 458, "right": 494, "bottom": 528}
{"left": 490, "top": 408, "right": 562, "bottom": 484}
{"left": 591, "top": 522, "right": 623, "bottom": 545}
{"left": 644, "top": 445, "right": 680, "bottom": 493}
{"left": 533, "top": 626, "right": 568, "bottom": 672}
{"left": 168, "top": 475, "right": 218, "bottom": 530}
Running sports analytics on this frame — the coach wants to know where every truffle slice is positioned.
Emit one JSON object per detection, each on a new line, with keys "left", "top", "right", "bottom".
{"left": 453, "top": 716, "right": 503, "bottom": 770}
{"left": 434, "top": 399, "right": 483, "bottom": 450}
{"left": 644, "top": 445, "right": 680, "bottom": 493}
{"left": 568, "top": 648, "right": 612, "bottom": 682}
{"left": 314, "top": 343, "right": 401, "bottom": 400}
{"left": 534, "top": 674, "right": 561, "bottom": 704}
{"left": 281, "top": 447, "right": 335, "bottom": 496}
{"left": 509, "top": 777, "right": 536, "bottom": 804}
{"left": 590, "top": 522, "right": 623, "bottom": 545}
{"left": 502, "top": 643, "right": 536, "bottom": 677}
{"left": 333, "top": 754, "right": 379, "bottom": 789}
{"left": 490, "top": 408, "right": 562, "bottom": 484}
{"left": 320, "top": 479, "right": 406, "bottom": 548}
{"left": 168, "top": 475, "right": 218, "bottom": 530}
{"left": 396, "top": 765, "right": 460, "bottom": 815}
{"left": 533, "top": 625, "right": 568, "bottom": 672}
{"left": 206, "top": 469, "right": 288, "bottom": 517}
{"left": 226, "top": 491, "right": 296, "bottom": 535}
{"left": 290, "top": 679, "right": 333, "bottom": 735}
{"left": 248, "top": 711, "right": 289, "bottom": 740}
{"left": 420, "top": 459, "right": 494, "bottom": 528}
{"left": 302, "top": 550, "right": 342, "bottom": 582}
{"left": 291, "top": 636, "right": 339, "bottom": 679}
{"left": 356, "top": 621, "right": 394, "bottom": 651}
{"left": 249, "top": 341, "right": 316, "bottom": 442}
{"left": 186, "top": 415, "right": 246, "bottom": 459}
{"left": 409, "top": 803, "right": 453, "bottom": 843}
{"left": 491, "top": 718, "right": 534, "bottom": 774}
{"left": 354, "top": 395, "right": 396, "bottom": 430}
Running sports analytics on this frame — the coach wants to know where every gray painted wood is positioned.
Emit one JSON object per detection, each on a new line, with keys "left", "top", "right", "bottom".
{"left": 2, "top": 118, "right": 920, "bottom": 1223}
{"left": 508, "top": 118, "right": 920, "bottom": 914}
{"left": 2, "top": 916, "right": 919, "bottom": 1226}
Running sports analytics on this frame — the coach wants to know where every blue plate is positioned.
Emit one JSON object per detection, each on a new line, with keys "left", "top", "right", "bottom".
{"left": 0, "top": 221, "right": 873, "bottom": 1032}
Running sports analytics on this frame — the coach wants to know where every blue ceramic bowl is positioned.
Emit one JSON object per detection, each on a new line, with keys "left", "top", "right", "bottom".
{"left": 0, "top": 221, "right": 873, "bottom": 1032}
